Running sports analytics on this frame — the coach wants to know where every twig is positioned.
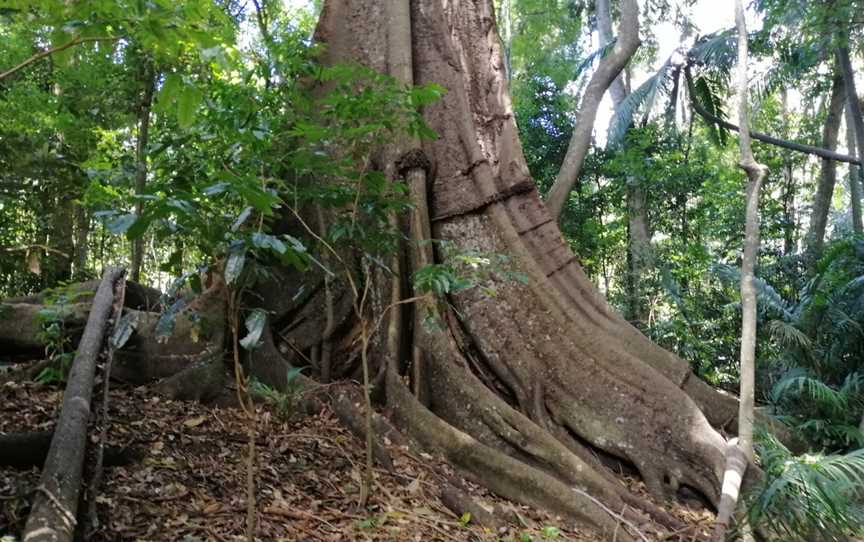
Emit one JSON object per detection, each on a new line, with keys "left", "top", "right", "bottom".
{"left": 572, "top": 487, "right": 649, "bottom": 542}
{"left": 0, "top": 36, "right": 120, "bottom": 82}
{"left": 1, "top": 244, "right": 69, "bottom": 258}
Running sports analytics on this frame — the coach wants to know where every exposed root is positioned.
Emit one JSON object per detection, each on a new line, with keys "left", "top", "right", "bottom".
{"left": 386, "top": 369, "right": 640, "bottom": 542}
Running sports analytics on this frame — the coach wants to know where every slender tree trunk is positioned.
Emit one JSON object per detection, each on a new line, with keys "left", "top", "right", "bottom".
{"left": 846, "top": 100, "right": 863, "bottom": 233}
{"left": 73, "top": 202, "right": 89, "bottom": 281}
{"left": 130, "top": 61, "right": 155, "bottom": 284}
{"left": 837, "top": 47, "right": 864, "bottom": 218}
{"left": 780, "top": 90, "right": 796, "bottom": 256}
{"left": 48, "top": 191, "right": 75, "bottom": 285}
{"left": 712, "top": 2, "right": 767, "bottom": 539}
{"left": 596, "top": 0, "right": 651, "bottom": 324}
{"left": 805, "top": 70, "right": 844, "bottom": 267}
{"left": 545, "top": 0, "right": 640, "bottom": 220}
{"left": 596, "top": 0, "right": 629, "bottom": 107}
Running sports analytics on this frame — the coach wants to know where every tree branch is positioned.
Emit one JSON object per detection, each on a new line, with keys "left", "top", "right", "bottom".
{"left": 686, "top": 70, "right": 861, "bottom": 165}
{"left": 545, "top": 0, "right": 640, "bottom": 220}
{"left": 0, "top": 35, "right": 119, "bottom": 82}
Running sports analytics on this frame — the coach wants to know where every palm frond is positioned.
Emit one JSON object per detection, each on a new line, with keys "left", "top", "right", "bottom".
{"left": 689, "top": 72, "right": 730, "bottom": 145}
{"left": 749, "top": 431, "right": 864, "bottom": 540}
{"left": 770, "top": 368, "right": 848, "bottom": 415}
{"left": 606, "top": 57, "right": 674, "bottom": 147}
{"left": 688, "top": 29, "right": 736, "bottom": 76}
{"left": 767, "top": 319, "right": 812, "bottom": 352}
{"left": 711, "top": 263, "right": 793, "bottom": 320}
{"left": 573, "top": 38, "right": 617, "bottom": 80}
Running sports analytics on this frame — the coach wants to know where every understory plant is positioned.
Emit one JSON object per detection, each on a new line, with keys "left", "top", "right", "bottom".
{"left": 747, "top": 431, "right": 864, "bottom": 541}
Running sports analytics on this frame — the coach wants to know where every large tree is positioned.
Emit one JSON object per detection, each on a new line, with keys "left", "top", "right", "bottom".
{"left": 289, "top": 0, "right": 740, "bottom": 534}
{"left": 1, "top": 1, "right": 763, "bottom": 539}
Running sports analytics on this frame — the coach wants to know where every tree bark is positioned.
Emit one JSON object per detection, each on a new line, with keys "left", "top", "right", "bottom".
{"left": 22, "top": 268, "right": 124, "bottom": 542}
{"left": 712, "top": 2, "right": 767, "bottom": 539}
{"left": 73, "top": 202, "right": 90, "bottom": 281}
{"left": 845, "top": 95, "right": 863, "bottom": 234}
{"left": 130, "top": 61, "right": 155, "bottom": 284}
{"left": 780, "top": 90, "right": 796, "bottom": 257}
{"left": 48, "top": 191, "right": 75, "bottom": 286}
{"left": 311, "top": 2, "right": 741, "bottom": 538}
{"left": 805, "top": 70, "right": 845, "bottom": 267}
{"left": 545, "top": 0, "right": 640, "bottom": 220}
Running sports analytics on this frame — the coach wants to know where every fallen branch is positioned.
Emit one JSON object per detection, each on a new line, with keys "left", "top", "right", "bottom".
{"left": 86, "top": 276, "right": 128, "bottom": 535}
{"left": 22, "top": 267, "right": 124, "bottom": 542}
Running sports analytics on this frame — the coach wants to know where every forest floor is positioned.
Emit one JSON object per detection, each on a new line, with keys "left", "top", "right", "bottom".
{"left": 0, "top": 378, "right": 715, "bottom": 541}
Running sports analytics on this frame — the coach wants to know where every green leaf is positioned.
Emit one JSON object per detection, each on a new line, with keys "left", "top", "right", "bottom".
{"left": 203, "top": 182, "right": 229, "bottom": 196}
{"left": 239, "top": 309, "right": 266, "bottom": 350}
{"left": 285, "top": 366, "right": 305, "bottom": 385}
{"left": 156, "top": 73, "right": 183, "bottom": 113}
{"left": 251, "top": 232, "right": 287, "bottom": 254}
{"left": 106, "top": 213, "right": 137, "bottom": 234}
{"left": 111, "top": 312, "right": 138, "bottom": 350}
{"left": 155, "top": 299, "right": 187, "bottom": 341}
{"left": 177, "top": 84, "right": 203, "bottom": 129}
{"left": 231, "top": 206, "right": 253, "bottom": 232}
{"left": 224, "top": 247, "right": 246, "bottom": 285}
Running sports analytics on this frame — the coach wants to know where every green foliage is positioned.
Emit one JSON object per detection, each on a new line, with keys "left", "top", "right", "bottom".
{"left": 34, "top": 284, "right": 93, "bottom": 384}
{"left": 250, "top": 366, "right": 306, "bottom": 420}
{"left": 748, "top": 431, "right": 864, "bottom": 541}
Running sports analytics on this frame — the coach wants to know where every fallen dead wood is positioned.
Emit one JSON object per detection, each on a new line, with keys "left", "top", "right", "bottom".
{"left": 3, "top": 279, "right": 161, "bottom": 311}
{"left": 22, "top": 267, "right": 124, "bottom": 542}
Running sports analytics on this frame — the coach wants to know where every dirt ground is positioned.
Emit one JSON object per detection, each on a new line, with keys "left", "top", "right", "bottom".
{"left": 0, "top": 379, "right": 715, "bottom": 541}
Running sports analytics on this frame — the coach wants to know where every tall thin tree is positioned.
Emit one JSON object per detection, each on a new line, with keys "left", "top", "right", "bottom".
{"left": 712, "top": 1, "right": 768, "bottom": 539}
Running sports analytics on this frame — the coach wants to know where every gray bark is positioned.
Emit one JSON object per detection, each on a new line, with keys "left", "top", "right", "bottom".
{"left": 545, "top": 0, "right": 640, "bottom": 220}
{"left": 846, "top": 97, "right": 863, "bottom": 233}
{"left": 596, "top": 0, "right": 651, "bottom": 324}
{"left": 712, "top": 2, "right": 766, "bottom": 539}
{"left": 805, "top": 71, "right": 845, "bottom": 266}
{"left": 22, "top": 268, "right": 124, "bottom": 542}
{"left": 130, "top": 62, "right": 155, "bottom": 284}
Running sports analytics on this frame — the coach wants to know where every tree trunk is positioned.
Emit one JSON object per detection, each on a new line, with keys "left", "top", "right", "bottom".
{"left": 846, "top": 99, "right": 863, "bottom": 233}
{"left": 130, "top": 61, "right": 155, "bottom": 284}
{"left": 310, "top": 1, "right": 742, "bottom": 538}
{"left": 805, "top": 70, "right": 844, "bottom": 268}
{"left": 3, "top": 3, "right": 778, "bottom": 539}
{"left": 47, "top": 190, "right": 75, "bottom": 286}
{"left": 73, "top": 202, "right": 90, "bottom": 281}
{"left": 545, "top": 0, "right": 640, "bottom": 220}
{"left": 712, "top": 2, "right": 767, "bottom": 539}
{"left": 596, "top": 0, "right": 651, "bottom": 325}
{"left": 837, "top": 47, "right": 864, "bottom": 213}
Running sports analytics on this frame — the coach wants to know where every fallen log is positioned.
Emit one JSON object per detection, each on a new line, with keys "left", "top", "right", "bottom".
{"left": 21, "top": 267, "right": 124, "bottom": 542}
{"left": 4, "top": 279, "right": 162, "bottom": 311}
